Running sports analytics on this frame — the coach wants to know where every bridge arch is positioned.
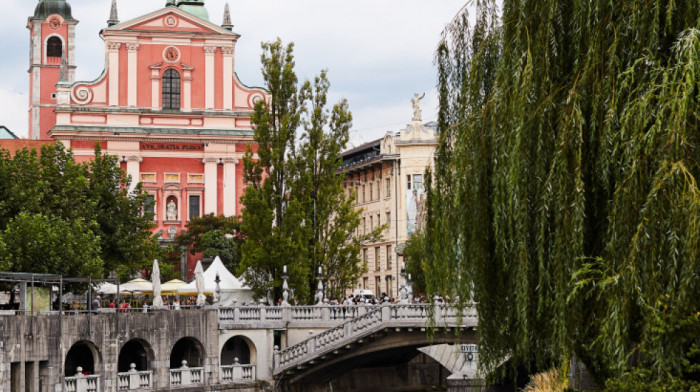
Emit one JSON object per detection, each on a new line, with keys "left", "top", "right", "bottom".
{"left": 221, "top": 335, "right": 257, "bottom": 365}
{"left": 64, "top": 340, "right": 102, "bottom": 377}
{"left": 118, "top": 338, "right": 154, "bottom": 372}
{"left": 170, "top": 336, "right": 205, "bottom": 369}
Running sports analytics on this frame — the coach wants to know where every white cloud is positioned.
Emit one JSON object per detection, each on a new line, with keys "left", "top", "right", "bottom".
{"left": 0, "top": 0, "right": 467, "bottom": 143}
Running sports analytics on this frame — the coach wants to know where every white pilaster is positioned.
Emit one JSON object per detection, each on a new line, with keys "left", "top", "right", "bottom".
{"left": 222, "top": 46, "right": 234, "bottom": 110}
{"left": 223, "top": 158, "right": 238, "bottom": 216}
{"left": 204, "top": 46, "right": 217, "bottom": 110}
{"left": 203, "top": 158, "right": 218, "bottom": 214}
{"left": 107, "top": 42, "right": 121, "bottom": 106}
{"left": 149, "top": 63, "right": 162, "bottom": 109}
{"left": 125, "top": 156, "right": 142, "bottom": 195}
{"left": 126, "top": 43, "right": 140, "bottom": 107}
{"left": 183, "top": 64, "right": 193, "bottom": 112}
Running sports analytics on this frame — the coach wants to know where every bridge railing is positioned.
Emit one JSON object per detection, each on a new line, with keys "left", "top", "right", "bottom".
{"left": 218, "top": 305, "right": 375, "bottom": 328}
{"left": 274, "top": 304, "right": 477, "bottom": 373}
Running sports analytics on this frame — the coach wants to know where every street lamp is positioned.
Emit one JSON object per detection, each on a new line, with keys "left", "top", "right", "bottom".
{"left": 281, "top": 265, "right": 290, "bottom": 306}
{"left": 214, "top": 273, "right": 221, "bottom": 304}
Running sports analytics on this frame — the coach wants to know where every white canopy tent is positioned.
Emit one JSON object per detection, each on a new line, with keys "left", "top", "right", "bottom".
{"left": 178, "top": 256, "right": 254, "bottom": 306}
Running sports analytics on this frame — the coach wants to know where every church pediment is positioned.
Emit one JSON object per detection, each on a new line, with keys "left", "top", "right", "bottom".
{"left": 105, "top": 7, "right": 238, "bottom": 37}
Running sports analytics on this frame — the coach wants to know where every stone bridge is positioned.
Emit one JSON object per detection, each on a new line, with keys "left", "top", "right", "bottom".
{"left": 0, "top": 304, "right": 477, "bottom": 392}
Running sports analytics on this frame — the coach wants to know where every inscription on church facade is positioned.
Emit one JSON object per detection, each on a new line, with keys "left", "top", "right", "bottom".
{"left": 140, "top": 142, "right": 205, "bottom": 151}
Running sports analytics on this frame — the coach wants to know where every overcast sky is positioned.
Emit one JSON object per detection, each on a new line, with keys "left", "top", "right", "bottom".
{"left": 0, "top": 0, "right": 467, "bottom": 147}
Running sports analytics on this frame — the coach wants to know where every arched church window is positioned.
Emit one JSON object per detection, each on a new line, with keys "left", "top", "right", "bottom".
{"left": 162, "top": 69, "right": 181, "bottom": 110}
{"left": 47, "top": 37, "right": 63, "bottom": 58}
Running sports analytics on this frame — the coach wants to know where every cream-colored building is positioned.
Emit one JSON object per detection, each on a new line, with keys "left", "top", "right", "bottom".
{"left": 340, "top": 101, "right": 437, "bottom": 298}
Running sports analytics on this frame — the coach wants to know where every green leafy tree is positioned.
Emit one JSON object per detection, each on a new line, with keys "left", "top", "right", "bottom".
{"left": 403, "top": 231, "right": 427, "bottom": 296}
{"left": 424, "top": 0, "right": 700, "bottom": 389}
{"left": 0, "top": 212, "right": 102, "bottom": 277}
{"left": 87, "top": 146, "right": 161, "bottom": 277}
{"left": 176, "top": 214, "right": 242, "bottom": 271}
{"left": 0, "top": 143, "right": 161, "bottom": 278}
{"left": 240, "top": 39, "right": 379, "bottom": 303}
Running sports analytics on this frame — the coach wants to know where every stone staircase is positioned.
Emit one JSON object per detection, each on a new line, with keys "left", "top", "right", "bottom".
{"left": 273, "top": 304, "right": 477, "bottom": 376}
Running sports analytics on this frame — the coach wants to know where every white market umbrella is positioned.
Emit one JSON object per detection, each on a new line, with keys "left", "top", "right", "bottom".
{"left": 161, "top": 279, "right": 187, "bottom": 295}
{"left": 95, "top": 282, "right": 118, "bottom": 295}
{"left": 152, "top": 260, "right": 163, "bottom": 307}
{"left": 195, "top": 260, "right": 206, "bottom": 306}
{"left": 120, "top": 278, "right": 152, "bottom": 293}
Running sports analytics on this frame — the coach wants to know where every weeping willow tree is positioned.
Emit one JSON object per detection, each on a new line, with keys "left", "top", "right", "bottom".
{"left": 426, "top": 0, "right": 700, "bottom": 388}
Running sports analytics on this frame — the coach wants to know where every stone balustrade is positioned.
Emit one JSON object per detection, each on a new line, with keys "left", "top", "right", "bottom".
{"left": 218, "top": 304, "right": 379, "bottom": 329}
{"left": 273, "top": 304, "right": 477, "bottom": 374}
{"left": 117, "top": 364, "right": 152, "bottom": 390}
{"left": 64, "top": 368, "right": 100, "bottom": 392}
{"left": 220, "top": 364, "right": 256, "bottom": 382}
{"left": 169, "top": 361, "right": 203, "bottom": 386}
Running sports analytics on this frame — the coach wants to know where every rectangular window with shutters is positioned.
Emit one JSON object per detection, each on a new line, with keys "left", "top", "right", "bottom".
{"left": 386, "top": 212, "right": 391, "bottom": 230}
{"left": 386, "top": 178, "right": 391, "bottom": 197}
{"left": 387, "top": 276, "right": 393, "bottom": 297}
{"left": 363, "top": 277, "right": 369, "bottom": 290}
{"left": 376, "top": 276, "right": 382, "bottom": 296}
{"left": 377, "top": 214, "right": 381, "bottom": 228}
{"left": 376, "top": 181, "right": 380, "bottom": 199}
{"left": 369, "top": 184, "right": 373, "bottom": 201}
{"left": 370, "top": 216, "right": 373, "bottom": 231}
{"left": 189, "top": 195, "right": 200, "bottom": 220}
{"left": 363, "top": 248, "right": 368, "bottom": 266}
{"left": 407, "top": 175, "right": 412, "bottom": 190}
{"left": 362, "top": 185, "right": 366, "bottom": 203}
{"left": 363, "top": 218, "right": 366, "bottom": 235}
{"left": 375, "top": 246, "right": 381, "bottom": 271}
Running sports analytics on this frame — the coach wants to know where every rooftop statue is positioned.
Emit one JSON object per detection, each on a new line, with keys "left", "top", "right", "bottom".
{"left": 411, "top": 92, "right": 425, "bottom": 122}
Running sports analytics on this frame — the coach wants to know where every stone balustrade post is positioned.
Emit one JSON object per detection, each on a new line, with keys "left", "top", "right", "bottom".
{"left": 74, "top": 367, "right": 87, "bottom": 392}
{"left": 321, "top": 306, "right": 330, "bottom": 322}
{"left": 232, "top": 358, "right": 242, "bottom": 379}
{"left": 273, "top": 346, "right": 280, "bottom": 369}
{"left": 434, "top": 296, "right": 444, "bottom": 325}
{"left": 180, "top": 360, "right": 191, "bottom": 385}
{"left": 260, "top": 307, "right": 267, "bottom": 322}
{"left": 282, "top": 307, "right": 291, "bottom": 324}
{"left": 233, "top": 307, "right": 240, "bottom": 323}
{"left": 381, "top": 305, "right": 391, "bottom": 322}
{"left": 128, "top": 363, "right": 139, "bottom": 390}
{"left": 308, "top": 336, "right": 316, "bottom": 354}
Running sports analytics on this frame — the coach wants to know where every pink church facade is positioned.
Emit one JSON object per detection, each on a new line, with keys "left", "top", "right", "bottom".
{"left": 28, "top": 0, "right": 266, "bottom": 276}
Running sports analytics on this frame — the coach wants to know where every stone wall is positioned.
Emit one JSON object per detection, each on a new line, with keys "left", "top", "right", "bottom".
{"left": 0, "top": 309, "right": 267, "bottom": 392}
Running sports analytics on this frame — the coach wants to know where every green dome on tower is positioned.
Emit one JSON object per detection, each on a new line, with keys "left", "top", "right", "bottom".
{"left": 33, "top": 0, "right": 75, "bottom": 21}
{"left": 177, "top": 0, "right": 209, "bottom": 21}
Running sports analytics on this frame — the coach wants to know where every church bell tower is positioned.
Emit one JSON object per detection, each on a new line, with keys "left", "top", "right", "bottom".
{"left": 27, "top": 0, "right": 78, "bottom": 140}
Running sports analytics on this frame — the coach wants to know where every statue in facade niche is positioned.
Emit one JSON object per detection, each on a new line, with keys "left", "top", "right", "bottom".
{"left": 166, "top": 199, "right": 177, "bottom": 221}
{"left": 411, "top": 92, "right": 425, "bottom": 121}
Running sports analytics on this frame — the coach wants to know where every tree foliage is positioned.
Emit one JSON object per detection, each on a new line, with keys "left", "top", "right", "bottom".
{"left": 239, "top": 39, "right": 379, "bottom": 303}
{"left": 424, "top": 0, "right": 700, "bottom": 388}
{"left": 176, "top": 214, "right": 242, "bottom": 271}
{"left": 0, "top": 143, "right": 161, "bottom": 279}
